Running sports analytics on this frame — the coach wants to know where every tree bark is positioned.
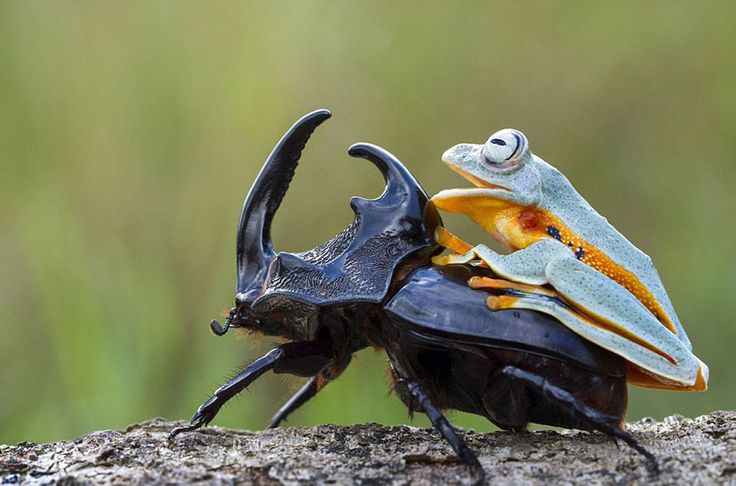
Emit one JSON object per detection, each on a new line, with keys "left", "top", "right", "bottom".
{"left": 2, "top": 412, "right": 735, "bottom": 484}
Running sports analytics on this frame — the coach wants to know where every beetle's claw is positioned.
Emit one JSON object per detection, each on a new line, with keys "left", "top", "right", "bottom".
{"left": 167, "top": 400, "right": 220, "bottom": 441}
{"left": 639, "top": 447, "right": 661, "bottom": 474}
{"left": 612, "top": 430, "right": 659, "bottom": 473}
{"left": 167, "top": 423, "right": 201, "bottom": 441}
{"left": 456, "top": 444, "right": 484, "bottom": 483}
{"left": 449, "top": 422, "right": 466, "bottom": 433}
{"left": 460, "top": 449, "right": 485, "bottom": 485}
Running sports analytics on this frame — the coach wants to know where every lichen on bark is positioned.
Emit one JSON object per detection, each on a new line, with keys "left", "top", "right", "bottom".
{"left": 2, "top": 412, "right": 735, "bottom": 484}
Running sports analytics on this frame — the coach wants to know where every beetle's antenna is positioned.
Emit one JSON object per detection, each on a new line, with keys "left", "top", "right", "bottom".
{"left": 210, "top": 307, "right": 237, "bottom": 336}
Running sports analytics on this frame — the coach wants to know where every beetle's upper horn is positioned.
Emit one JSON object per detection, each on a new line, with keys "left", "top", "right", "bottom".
{"left": 347, "top": 143, "right": 414, "bottom": 192}
{"left": 347, "top": 142, "right": 439, "bottom": 240}
{"left": 236, "top": 109, "right": 331, "bottom": 297}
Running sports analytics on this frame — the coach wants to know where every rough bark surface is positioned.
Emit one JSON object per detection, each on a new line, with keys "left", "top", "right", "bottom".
{"left": 1, "top": 412, "right": 735, "bottom": 485}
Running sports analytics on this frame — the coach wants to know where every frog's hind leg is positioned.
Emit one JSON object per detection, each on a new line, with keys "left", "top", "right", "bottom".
{"left": 468, "top": 276, "right": 558, "bottom": 297}
{"left": 544, "top": 257, "right": 706, "bottom": 390}
{"left": 481, "top": 267, "right": 705, "bottom": 390}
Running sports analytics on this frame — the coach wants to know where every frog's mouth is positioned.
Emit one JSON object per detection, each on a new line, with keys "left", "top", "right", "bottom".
{"left": 440, "top": 160, "right": 511, "bottom": 196}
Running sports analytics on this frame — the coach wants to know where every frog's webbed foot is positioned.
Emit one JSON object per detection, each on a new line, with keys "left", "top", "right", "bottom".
{"left": 431, "top": 227, "right": 490, "bottom": 269}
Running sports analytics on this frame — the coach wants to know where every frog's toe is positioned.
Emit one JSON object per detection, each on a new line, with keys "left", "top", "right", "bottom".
{"left": 434, "top": 226, "right": 474, "bottom": 255}
{"left": 432, "top": 251, "right": 477, "bottom": 266}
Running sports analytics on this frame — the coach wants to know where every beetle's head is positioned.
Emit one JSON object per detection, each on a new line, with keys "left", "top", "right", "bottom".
{"left": 204, "top": 110, "right": 332, "bottom": 339}
{"left": 208, "top": 109, "right": 439, "bottom": 341}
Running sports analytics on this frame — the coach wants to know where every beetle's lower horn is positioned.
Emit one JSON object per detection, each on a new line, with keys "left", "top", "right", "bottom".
{"left": 235, "top": 109, "right": 332, "bottom": 298}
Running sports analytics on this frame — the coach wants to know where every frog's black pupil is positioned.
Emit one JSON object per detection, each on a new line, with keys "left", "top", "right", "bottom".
{"left": 490, "top": 138, "right": 507, "bottom": 146}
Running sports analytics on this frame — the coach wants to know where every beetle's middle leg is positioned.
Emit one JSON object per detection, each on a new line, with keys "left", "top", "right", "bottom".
{"left": 397, "top": 378, "right": 484, "bottom": 480}
{"left": 168, "top": 340, "right": 334, "bottom": 440}
{"left": 268, "top": 355, "right": 352, "bottom": 428}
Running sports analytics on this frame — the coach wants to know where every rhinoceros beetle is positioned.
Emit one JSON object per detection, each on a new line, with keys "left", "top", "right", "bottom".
{"left": 169, "top": 110, "right": 657, "bottom": 479}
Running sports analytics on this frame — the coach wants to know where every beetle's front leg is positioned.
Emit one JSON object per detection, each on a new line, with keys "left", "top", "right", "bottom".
{"left": 168, "top": 340, "right": 334, "bottom": 440}
{"left": 433, "top": 238, "right": 569, "bottom": 286}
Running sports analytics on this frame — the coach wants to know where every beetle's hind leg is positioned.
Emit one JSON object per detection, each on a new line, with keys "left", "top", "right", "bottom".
{"left": 168, "top": 340, "right": 335, "bottom": 440}
{"left": 398, "top": 378, "right": 484, "bottom": 482}
{"left": 499, "top": 365, "right": 659, "bottom": 472}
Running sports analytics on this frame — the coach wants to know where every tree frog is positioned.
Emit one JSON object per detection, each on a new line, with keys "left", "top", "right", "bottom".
{"left": 431, "top": 128, "right": 708, "bottom": 391}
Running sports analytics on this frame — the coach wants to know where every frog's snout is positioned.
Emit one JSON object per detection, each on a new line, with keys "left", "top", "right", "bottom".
{"left": 442, "top": 143, "right": 476, "bottom": 166}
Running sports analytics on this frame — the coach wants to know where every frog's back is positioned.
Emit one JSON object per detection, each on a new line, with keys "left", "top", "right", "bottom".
{"left": 534, "top": 158, "right": 690, "bottom": 347}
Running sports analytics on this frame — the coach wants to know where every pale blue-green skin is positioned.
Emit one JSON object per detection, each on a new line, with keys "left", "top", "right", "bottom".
{"left": 433, "top": 129, "right": 706, "bottom": 387}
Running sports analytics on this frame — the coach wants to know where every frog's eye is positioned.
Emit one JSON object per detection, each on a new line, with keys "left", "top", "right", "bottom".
{"left": 482, "top": 129, "right": 528, "bottom": 167}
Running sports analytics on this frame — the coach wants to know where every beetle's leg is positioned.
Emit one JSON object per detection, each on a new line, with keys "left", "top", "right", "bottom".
{"left": 402, "top": 379, "right": 484, "bottom": 479}
{"left": 168, "top": 340, "right": 334, "bottom": 440}
{"left": 268, "top": 376, "right": 321, "bottom": 429}
{"left": 268, "top": 355, "right": 352, "bottom": 428}
{"left": 432, "top": 239, "right": 569, "bottom": 285}
{"left": 499, "top": 365, "right": 659, "bottom": 471}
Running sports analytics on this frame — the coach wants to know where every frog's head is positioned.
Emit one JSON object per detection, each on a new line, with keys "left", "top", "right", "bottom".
{"left": 434, "top": 128, "right": 540, "bottom": 210}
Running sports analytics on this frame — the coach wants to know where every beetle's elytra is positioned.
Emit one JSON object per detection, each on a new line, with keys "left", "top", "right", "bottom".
{"left": 169, "top": 110, "right": 658, "bottom": 480}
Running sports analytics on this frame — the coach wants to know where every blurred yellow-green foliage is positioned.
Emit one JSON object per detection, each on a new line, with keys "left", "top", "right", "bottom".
{"left": 2, "top": 1, "right": 735, "bottom": 444}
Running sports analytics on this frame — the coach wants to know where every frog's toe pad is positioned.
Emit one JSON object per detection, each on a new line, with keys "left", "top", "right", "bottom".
{"left": 432, "top": 252, "right": 476, "bottom": 266}
{"left": 486, "top": 295, "right": 519, "bottom": 311}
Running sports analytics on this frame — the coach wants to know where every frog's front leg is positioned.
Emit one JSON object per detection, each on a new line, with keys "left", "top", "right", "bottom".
{"left": 434, "top": 226, "right": 475, "bottom": 256}
{"left": 433, "top": 238, "right": 570, "bottom": 286}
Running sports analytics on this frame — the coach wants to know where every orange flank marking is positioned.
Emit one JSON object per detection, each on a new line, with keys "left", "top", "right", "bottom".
{"left": 514, "top": 208, "right": 678, "bottom": 335}
{"left": 468, "top": 276, "right": 558, "bottom": 297}
{"left": 433, "top": 192, "right": 676, "bottom": 334}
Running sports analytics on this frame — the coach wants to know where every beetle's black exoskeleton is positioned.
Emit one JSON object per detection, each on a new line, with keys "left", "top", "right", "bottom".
{"left": 169, "top": 110, "right": 658, "bottom": 480}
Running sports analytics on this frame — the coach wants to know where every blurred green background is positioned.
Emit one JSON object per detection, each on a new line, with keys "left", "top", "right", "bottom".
{"left": 1, "top": 1, "right": 735, "bottom": 445}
